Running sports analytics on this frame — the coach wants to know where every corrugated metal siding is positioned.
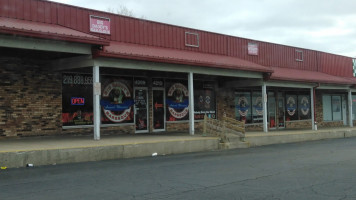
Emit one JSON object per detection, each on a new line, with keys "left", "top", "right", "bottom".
{"left": 0, "top": 0, "right": 354, "bottom": 78}
{"left": 319, "top": 53, "right": 353, "bottom": 78}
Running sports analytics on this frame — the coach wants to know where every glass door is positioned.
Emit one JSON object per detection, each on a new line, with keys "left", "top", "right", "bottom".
{"left": 152, "top": 89, "right": 165, "bottom": 132}
{"left": 134, "top": 88, "right": 148, "bottom": 133}
{"left": 277, "top": 92, "right": 285, "bottom": 128}
{"left": 268, "top": 91, "right": 276, "bottom": 129}
{"left": 342, "top": 96, "right": 347, "bottom": 125}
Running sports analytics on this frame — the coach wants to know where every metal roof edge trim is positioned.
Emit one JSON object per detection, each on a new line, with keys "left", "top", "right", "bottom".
{"left": 0, "top": 26, "right": 110, "bottom": 46}
{"left": 270, "top": 76, "right": 356, "bottom": 85}
{"left": 95, "top": 51, "right": 274, "bottom": 73}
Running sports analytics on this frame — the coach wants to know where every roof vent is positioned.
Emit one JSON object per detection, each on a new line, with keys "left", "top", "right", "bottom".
{"left": 185, "top": 32, "right": 199, "bottom": 48}
{"left": 296, "top": 50, "right": 303, "bottom": 62}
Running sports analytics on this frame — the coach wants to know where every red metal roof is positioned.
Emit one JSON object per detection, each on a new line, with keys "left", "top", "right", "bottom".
{"left": 97, "top": 42, "right": 273, "bottom": 73}
{"left": 270, "top": 67, "right": 356, "bottom": 85}
{"left": 0, "top": 17, "right": 109, "bottom": 46}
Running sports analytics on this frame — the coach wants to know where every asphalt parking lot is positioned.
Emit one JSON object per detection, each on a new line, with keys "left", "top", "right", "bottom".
{"left": 1, "top": 137, "right": 356, "bottom": 200}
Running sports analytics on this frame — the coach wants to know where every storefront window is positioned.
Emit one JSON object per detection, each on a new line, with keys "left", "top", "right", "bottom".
{"left": 286, "top": 94, "right": 298, "bottom": 121}
{"left": 323, "top": 95, "right": 343, "bottom": 121}
{"left": 166, "top": 80, "right": 189, "bottom": 121}
{"left": 252, "top": 92, "right": 263, "bottom": 123}
{"left": 235, "top": 92, "right": 252, "bottom": 123}
{"left": 284, "top": 93, "right": 311, "bottom": 121}
{"left": 194, "top": 81, "right": 216, "bottom": 120}
{"left": 332, "top": 96, "right": 342, "bottom": 121}
{"left": 62, "top": 73, "right": 93, "bottom": 126}
{"left": 235, "top": 90, "right": 311, "bottom": 124}
{"left": 100, "top": 76, "right": 134, "bottom": 124}
{"left": 298, "top": 95, "right": 311, "bottom": 120}
{"left": 352, "top": 95, "right": 356, "bottom": 120}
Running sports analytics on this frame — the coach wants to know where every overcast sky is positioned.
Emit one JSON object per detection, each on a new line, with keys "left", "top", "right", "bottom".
{"left": 51, "top": 0, "right": 356, "bottom": 58}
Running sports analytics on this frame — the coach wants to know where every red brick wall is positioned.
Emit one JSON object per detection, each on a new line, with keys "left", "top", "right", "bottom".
{"left": 0, "top": 57, "right": 62, "bottom": 137}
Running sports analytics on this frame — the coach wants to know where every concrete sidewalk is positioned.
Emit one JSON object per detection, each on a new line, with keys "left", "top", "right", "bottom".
{"left": 2, "top": 127, "right": 356, "bottom": 168}
{"left": 0, "top": 134, "right": 220, "bottom": 168}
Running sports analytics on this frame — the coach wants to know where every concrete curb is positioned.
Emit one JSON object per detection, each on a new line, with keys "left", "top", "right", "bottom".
{"left": 0, "top": 138, "right": 220, "bottom": 168}
{"left": 246, "top": 129, "right": 356, "bottom": 147}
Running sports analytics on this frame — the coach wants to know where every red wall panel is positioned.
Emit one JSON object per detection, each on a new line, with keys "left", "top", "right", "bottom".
{"left": 69, "top": 7, "right": 76, "bottom": 29}
{"left": 23, "top": 0, "right": 31, "bottom": 20}
{"left": 30, "top": 0, "right": 38, "bottom": 21}
{"left": 57, "top": 4, "right": 64, "bottom": 26}
{"left": 44, "top": 2, "right": 51, "bottom": 23}
{"left": 15, "top": 0, "right": 24, "bottom": 19}
{"left": 8, "top": 0, "right": 16, "bottom": 18}
{"left": 64, "top": 6, "right": 70, "bottom": 27}
{"left": 0, "top": 0, "right": 9, "bottom": 17}
{"left": 37, "top": 0, "right": 45, "bottom": 22}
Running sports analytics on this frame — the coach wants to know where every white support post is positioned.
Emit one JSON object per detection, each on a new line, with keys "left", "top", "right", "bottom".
{"left": 262, "top": 84, "right": 268, "bottom": 133}
{"left": 311, "top": 88, "right": 315, "bottom": 130}
{"left": 188, "top": 72, "right": 195, "bottom": 135}
{"left": 348, "top": 90, "right": 353, "bottom": 128}
{"left": 93, "top": 66, "right": 101, "bottom": 140}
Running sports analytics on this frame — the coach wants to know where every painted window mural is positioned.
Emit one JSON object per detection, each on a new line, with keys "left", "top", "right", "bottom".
{"left": 100, "top": 76, "right": 134, "bottom": 124}
{"left": 166, "top": 80, "right": 189, "bottom": 121}
{"left": 252, "top": 92, "right": 263, "bottom": 123}
{"left": 235, "top": 91, "right": 263, "bottom": 124}
{"left": 235, "top": 92, "right": 252, "bottom": 123}
{"left": 285, "top": 93, "right": 311, "bottom": 121}
{"left": 298, "top": 95, "right": 311, "bottom": 120}
{"left": 286, "top": 94, "right": 298, "bottom": 120}
{"left": 194, "top": 81, "right": 216, "bottom": 120}
{"left": 235, "top": 90, "right": 311, "bottom": 124}
{"left": 62, "top": 73, "right": 93, "bottom": 126}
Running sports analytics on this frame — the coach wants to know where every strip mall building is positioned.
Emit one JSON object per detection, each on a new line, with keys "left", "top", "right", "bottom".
{"left": 1, "top": 0, "right": 356, "bottom": 139}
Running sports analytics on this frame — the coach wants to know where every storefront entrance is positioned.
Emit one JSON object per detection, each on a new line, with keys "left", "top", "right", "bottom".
{"left": 268, "top": 91, "right": 285, "bottom": 129}
{"left": 134, "top": 88, "right": 149, "bottom": 133}
{"left": 152, "top": 89, "right": 166, "bottom": 132}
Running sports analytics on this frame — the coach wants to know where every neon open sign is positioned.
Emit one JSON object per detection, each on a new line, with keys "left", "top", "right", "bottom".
{"left": 71, "top": 97, "right": 85, "bottom": 105}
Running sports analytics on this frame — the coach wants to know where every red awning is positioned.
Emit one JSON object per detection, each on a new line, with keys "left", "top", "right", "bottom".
{"left": 98, "top": 42, "right": 273, "bottom": 73}
{"left": 0, "top": 17, "right": 109, "bottom": 46}
{"left": 270, "top": 66, "right": 356, "bottom": 85}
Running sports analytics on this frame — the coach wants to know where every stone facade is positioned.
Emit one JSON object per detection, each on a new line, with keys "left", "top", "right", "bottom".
{"left": 285, "top": 120, "right": 313, "bottom": 129}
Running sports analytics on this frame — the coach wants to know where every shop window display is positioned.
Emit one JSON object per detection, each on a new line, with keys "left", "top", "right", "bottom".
{"left": 166, "top": 80, "right": 189, "bottom": 121}
{"left": 323, "top": 94, "right": 343, "bottom": 121}
{"left": 285, "top": 93, "right": 311, "bottom": 121}
{"left": 62, "top": 73, "right": 93, "bottom": 126}
{"left": 100, "top": 76, "right": 134, "bottom": 124}
{"left": 194, "top": 81, "right": 216, "bottom": 120}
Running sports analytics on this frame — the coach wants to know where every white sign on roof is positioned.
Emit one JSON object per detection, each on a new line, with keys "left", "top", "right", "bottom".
{"left": 90, "top": 15, "right": 110, "bottom": 35}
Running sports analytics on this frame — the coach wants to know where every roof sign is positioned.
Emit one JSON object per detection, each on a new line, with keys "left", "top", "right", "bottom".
{"left": 248, "top": 42, "right": 258, "bottom": 55}
{"left": 90, "top": 15, "right": 110, "bottom": 35}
